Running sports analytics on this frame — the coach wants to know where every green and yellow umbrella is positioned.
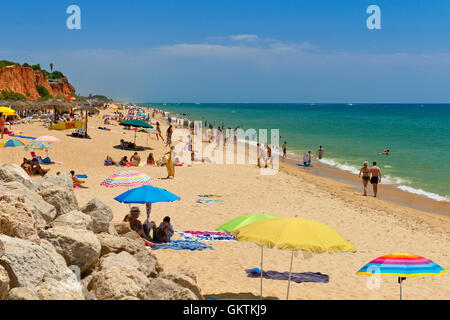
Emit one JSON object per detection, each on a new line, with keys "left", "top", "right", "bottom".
{"left": 216, "top": 213, "right": 276, "bottom": 233}
{"left": 233, "top": 216, "right": 356, "bottom": 300}
{"left": 0, "top": 139, "right": 25, "bottom": 148}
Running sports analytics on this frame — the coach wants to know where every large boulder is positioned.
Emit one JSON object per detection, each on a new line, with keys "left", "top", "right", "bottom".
{"left": 108, "top": 223, "right": 119, "bottom": 236}
{"left": 0, "top": 264, "right": 9, "bottom": 299}
{"left": 114, "top": 222, "right": 132, "bottom": 235}
{"left": 0, "top": 164, "right": 33, "bottom": 189}
{"left": 39, "top": 239, "right": 67, "bottom": 269}
{"left": 159, "top": 270, "right": 204, "bottom": 300}
{"left": 38, "top": 187, "right": 79, "bottom": 217}
{"left": 147, "top": 278, "right": 198, "bottom": 300}
{"left": 80, "top": 198, "right": 113, "bottom": 234}
{"left": 33, "top": 172, "right": 73, "bottom": 192}
{"left": 0, "top": 235, "right": 74, "bottom": 288}
{"left": 0, "top": 181, "right": 56, "bottom": 225}
{"left": 34, "top": 278, "right": 85, "bottom": 300}
{"left": 38, "top": 226, "right": 101, "bottom": 274}
{"left": 96, "top": 233, "right": 147, "bottom": 257}
{"left": 0, "top": 193, "right": 39, "bottom": 242}
{"left": 51, "top": 210, "right": 93, "bottom": 231}
{"left": 5, "top": 287, "right": 38, "bottom": 300}
{"left": 98, "top": 251, "right": 140, "bottom": 271}
{"left": 88, "top": 266, "right": 152, "bottom": 300}
{"left": 134, "top": 251, "right": 162, "bottom": 278}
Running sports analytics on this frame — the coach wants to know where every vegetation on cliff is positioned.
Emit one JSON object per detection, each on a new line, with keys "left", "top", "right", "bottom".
{"left": 0, "top": 60, "right": 66, "bottom": 81}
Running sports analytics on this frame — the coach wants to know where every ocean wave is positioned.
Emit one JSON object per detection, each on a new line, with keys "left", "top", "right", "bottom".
{"left": 396, "top": 185, "right": 449, "bottom": 202}
{"left": 318, "top": 158, "right": 360, "bottom": 175}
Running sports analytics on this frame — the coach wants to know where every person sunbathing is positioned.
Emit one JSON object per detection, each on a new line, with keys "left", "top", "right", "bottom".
{"left": 71, "top": 170, "right": 88, "bottom": 189}
{"left": 30, "top": 159, "right": 49, "bottom": 176}
{"left": 147, "top": 153, "right": 155, "bottom": 166}
{"left": 120, "top": 156, "right": 128, "bottom": 166}
{"left": 130, "top": 152, "right": 141, "bottom": 166}
{"left": 20, "top": 158, "right": 31, "bottom": 175}
{"left": 124, "top": 207, "right": 150, "bottom": 240}
{"left": 105, "top": 155, "right": 116, "bottom": 166}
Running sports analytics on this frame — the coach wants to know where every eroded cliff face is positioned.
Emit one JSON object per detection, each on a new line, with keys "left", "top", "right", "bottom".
{"left": 0, "top": 65, "right": 76, "bottom": 100}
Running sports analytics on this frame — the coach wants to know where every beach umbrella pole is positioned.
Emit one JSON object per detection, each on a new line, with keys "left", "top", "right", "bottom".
{"left": 398, "top": 277, "right": 405, "bottom": 300}
{"left": 286, "top": 250, "right": 294, "bottom": 300}
{"left": 259, "top": 245, "right": 264, "bottom": 300}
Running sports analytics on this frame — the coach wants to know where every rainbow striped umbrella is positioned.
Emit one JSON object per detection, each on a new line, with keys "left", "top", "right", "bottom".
{"left": 100, "top": 171, "right": 155, "bottom": 188}
{"left": 356, "top": 253, "right": 446, "bottom": 299}
{"left": 0, "top": 139, "right": 25, "bottom": 148}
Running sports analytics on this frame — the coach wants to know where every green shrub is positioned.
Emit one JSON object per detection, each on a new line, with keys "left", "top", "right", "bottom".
{"left": 22, "top": 63, "right": 31, "bottom": 68}
{"left": 0, "top": 60, "right": 20, "bottom": 68}
{"left": 31, "top": 64, "right": 41, "bottom": 71}
{"left": 47, "top": 70, "right": 65, "bottom": 80}
{"left": 0, "top": 90, "right": 26, "bottom": 100}
{"left": 36, "top": 84, "right": 50, "bottom": 97}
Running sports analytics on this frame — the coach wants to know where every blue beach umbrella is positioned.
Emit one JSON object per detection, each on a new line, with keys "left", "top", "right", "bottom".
{"left": 114, "top": 185, "right": 181, "bottom": 221}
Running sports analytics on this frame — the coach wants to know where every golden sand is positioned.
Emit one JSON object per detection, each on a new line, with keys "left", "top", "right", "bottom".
{"left": 2, "top": 110, "right": 449, "bottom": 300}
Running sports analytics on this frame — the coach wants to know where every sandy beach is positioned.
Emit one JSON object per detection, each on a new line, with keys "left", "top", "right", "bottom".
{"left": 2, "top": 108, "right": 449, "bottom": 300}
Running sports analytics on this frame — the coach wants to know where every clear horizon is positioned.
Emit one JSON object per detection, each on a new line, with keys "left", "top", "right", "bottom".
{"left": 2, "top": 0, "right": 450, "bottom": 102}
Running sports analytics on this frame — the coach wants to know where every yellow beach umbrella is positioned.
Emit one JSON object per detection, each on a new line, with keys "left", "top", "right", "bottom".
{"left": 0, "top": 106, "right": 21, "bottom": 119}
{"left": 233, "top": 216, "right": 356, "bottom": 300}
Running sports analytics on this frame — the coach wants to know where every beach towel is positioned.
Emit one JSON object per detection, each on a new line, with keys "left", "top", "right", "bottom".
{"left": 198, "top": 194, "right": 222, "bottom": 198}
{"left": 245, "top": 269, "right": 329, "bottom": 284}
{"left": 13, "top": 135, "right": 36, "bottom": 140}
{"left": 151, "top": 240, "right": 213, "bottom": 251}
{"left": 42, "top": 157, "right": 53, "bottom": 164}
{"left": 197, "top": 200, "right": 225, "bottom": 204}
{"left": 75, "top": 175, "right": 88, "bottom": 179}
{"left": 176, "top": 231, "right": 235, "bottom": 242}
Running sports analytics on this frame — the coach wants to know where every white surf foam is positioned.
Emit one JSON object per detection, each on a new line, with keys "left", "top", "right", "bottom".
{"left": 396, "top": 185, "right": 449, "bottom": 202}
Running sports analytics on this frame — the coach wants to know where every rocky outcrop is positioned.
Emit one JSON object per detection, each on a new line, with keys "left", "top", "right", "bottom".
{"left": 98, "top": 252, "right": 140, "bottom": 271}
{"left": 159, "top": 270, "right": 203, "bottom": 300}
{"left": 34, "top": 278, "right": 84, "bottom": 300}
{"left": 5, "top": 287, "right": 38, "bottom": 300}
{"left": 50, "top": 210, "right": 93, "bottom": 231}
{"left": 0, "top": 265, "right": 9, "bottom": 299}
{"left": 0, "top": 181, "right": 56, "bottom": 226}
{"left": 0, "top": 193, "right": 39, "bottom": 242}
{"left": 147, "top": 278, "right": 199, "bottom": 300}
{"left": 0, "top": 164, "right": 34, "bottom": 190}
{"left": 0, "top": 65, "right": 76, "bottom": 100}
{"left": 134, "top": 251, "right": 162, "bottom": 278}
{"left": 33, "top": 172, "right": 73, "bottom": 192}
{"left": 114, "top": 222, "right": 133, "bottom": 235}
{"left": 96, "top": 233, "right": 147, "bottom": 256}
{"left": 80, "top": 198, "right": 113, "bottom": 234}
{"left": 38, "top": 187, "right": 79, "bottom": 217}
{"left": 39, "top": 239, "right": 68, "bottom": 269}
{"left": 38, "top": 226, "right": 101, "bottom": 274}
{"left": 87, "top": 266, "right": 152, "bottom": 300}
{"left": 0, "top": 235, "right": 74, "bottom": 288}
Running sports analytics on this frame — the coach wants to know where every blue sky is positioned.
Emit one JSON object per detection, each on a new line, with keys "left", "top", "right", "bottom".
{"left": 2, "top": 0, "right": 450, "bottom": 102}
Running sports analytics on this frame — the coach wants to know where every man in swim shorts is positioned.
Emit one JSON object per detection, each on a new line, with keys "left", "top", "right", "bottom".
{"left": 369, "top": 161, "right": 382, "bottom": 197}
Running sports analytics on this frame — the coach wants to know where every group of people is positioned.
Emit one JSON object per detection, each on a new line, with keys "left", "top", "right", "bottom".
{"left": 20, "top": 157, "right": 50, "bottom": 176}
{"left": 124, "top": 206, "right": 174, "bottom": 243}
{"left": 256, "top": 143, "right": 273, "bottom": 169}
{"left": 359, "top": 161, "right": 382, "bottom": 197}
{"left": 104, "top": 152, "right": 156, "bottom": 167}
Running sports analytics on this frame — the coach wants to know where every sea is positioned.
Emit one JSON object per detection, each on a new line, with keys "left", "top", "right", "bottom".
{"left": 142, "top": 103, "right": 450, "bottom": 202}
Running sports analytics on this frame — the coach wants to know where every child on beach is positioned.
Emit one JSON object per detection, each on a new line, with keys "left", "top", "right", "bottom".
{"left": 149, "top": 216, "right": 174, "bottom": 243}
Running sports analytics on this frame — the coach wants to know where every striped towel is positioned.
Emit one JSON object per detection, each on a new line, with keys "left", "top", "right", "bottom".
{"left": 197, "top": 199, "right": 225, "bottom": 204}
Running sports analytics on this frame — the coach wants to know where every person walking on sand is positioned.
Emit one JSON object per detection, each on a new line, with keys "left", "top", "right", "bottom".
{"left": 370, "top": 161, "right": 382, "bottom": 197}
{"left": 156, "top": 122, "right": 164, "bottom": 142}
{"left": 316, "top": 146, "right": 324, "bottom": 160}
{"left": 282, "top": 142, "right": 287, "bottom": 159}
{"left": 358, "top": 161, "right": 371, "bottom": 196}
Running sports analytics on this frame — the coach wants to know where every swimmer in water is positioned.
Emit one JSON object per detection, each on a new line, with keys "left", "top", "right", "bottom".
{"left": 379, "top": 149, "right": 390, "bottom": 155}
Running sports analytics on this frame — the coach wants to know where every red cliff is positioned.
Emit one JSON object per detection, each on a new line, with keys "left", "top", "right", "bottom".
{"left": 0, "top": 65, "right": 76, "bottom": 100}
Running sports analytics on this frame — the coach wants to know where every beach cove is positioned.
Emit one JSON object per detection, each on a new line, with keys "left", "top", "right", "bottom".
{"left": 0, "top": 105, "right": 448, "bottom": 300}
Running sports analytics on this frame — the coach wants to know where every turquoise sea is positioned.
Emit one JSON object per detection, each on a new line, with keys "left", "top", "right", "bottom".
{"left": 143, "top": 103, "right": 450, "bottom": 202}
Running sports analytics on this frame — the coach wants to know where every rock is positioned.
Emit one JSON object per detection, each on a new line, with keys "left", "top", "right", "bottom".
{"left": 0, "top": 164, "right": 33, "bottom": 189}
{"left": 80, "top": 198, "right": 113, "bottom": 234}
{"left": 38, "top": 226, "right": 101, "bottom": 274}
{"left": 159, "top": 270, "right": 203, "bottom": 300}
{"left": 120, "top": 296, "right": 140, "bottom": 300}
{"left": 114, "top": 222, "right": 132, "bottom": 235}
{"left": 96, "top": 233, "right": 146, "bottom": 257}
{"left": 122, "top": 231, "right": 143, "bottom": 241}
{"left": 0, "top": 193, "right": 39, "bottom": 242}
{"left": 6, "top": 287, "right": 38, "bottom": 300}
{"left": 0, "top": 181, "right": 56, "bottom": 225}
{"left": 0, "top": 235, "right": 74, "bottom": 288}
{"left": 147, "top": 278, "right": 198, "bottom": 300}
{"left": 170, "top": 266, "right": 197, "bottom": 283}
{"left": 51, "top": 210, "right": 93, "bottom": 231}
{"left": 98, "top": 252, "right": 140, "bottom": 271}
{"left": 82, "top": 285, "right": 97, "bottom": 300}
{"left": 88, "top": 266, "right": 152, "bottom": 300}
{"left": 34, "top": 278, "right": 85, "bottom": 300}
{"left": 38, "top": 187, "right": 79, "bottom": 217}
{"left": 107, "top": 223, "right": 119, "bottom": 236}
{"left": 0, "top": 265, "right": 9, "bottom": 299}
{"left": 134, "top": 251, "right": 162, "bottom": 278}
{"left": 39, "top": 239, "right": 67, "bottom": 269}
{"left": 33, "top": 172, "right": 73, "bottom": 192}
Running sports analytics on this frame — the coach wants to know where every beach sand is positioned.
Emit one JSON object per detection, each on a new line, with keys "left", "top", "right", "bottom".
{"left": 2, "top": 110, "right": 449, "bottom": 300}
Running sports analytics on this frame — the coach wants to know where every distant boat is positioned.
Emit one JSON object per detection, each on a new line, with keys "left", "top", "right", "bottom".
{"left": 195, "top": 102, "right": 200, "bottom": 105}
{"left": 348, "top": 103, "right": 353, "bottom": 106}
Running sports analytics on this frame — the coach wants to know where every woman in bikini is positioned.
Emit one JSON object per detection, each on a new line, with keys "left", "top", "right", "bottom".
{"left": 358, "top": 161, "right": 370, "bottom": 196}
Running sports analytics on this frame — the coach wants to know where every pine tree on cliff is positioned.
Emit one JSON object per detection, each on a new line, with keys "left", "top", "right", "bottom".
{"left": 50, "top": 63, "right": 54, "bottom": 72}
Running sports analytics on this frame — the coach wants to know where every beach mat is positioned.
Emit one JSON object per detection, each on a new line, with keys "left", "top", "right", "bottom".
{"left": 151, "top": 240, "right": 213, "bottom": 251}
{"left": 245, "top": 268, "right": 329, "bottom": 284}
{"left": 75, "top": 175, "right": 88, "bottom": 179}
{"left": 198, "top": 194, "right": 222, "bottom": 198}
{"left": 197, "top": 199, "right": 225, "bottom": 204}
{"left": 12, "top": 135, "right": 36, "bottom": 140}
{"left": 176, "top": 231, "right": 235, "bottom": 242}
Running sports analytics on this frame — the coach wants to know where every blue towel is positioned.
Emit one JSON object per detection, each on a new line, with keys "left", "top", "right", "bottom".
{"left": 13, "top": 135, "right": 36, "bottom": 140}
{"left": 42, "top": 157, "right": 53, "bottom": 164}
{"left": 151, "top": 240, "right": 213, "bottom": 251}
{"left": 245, "top": 269, "right": 329, "bottom": 283}
{"left": 75, "top": 175, "right": 88, "bottom": 179}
